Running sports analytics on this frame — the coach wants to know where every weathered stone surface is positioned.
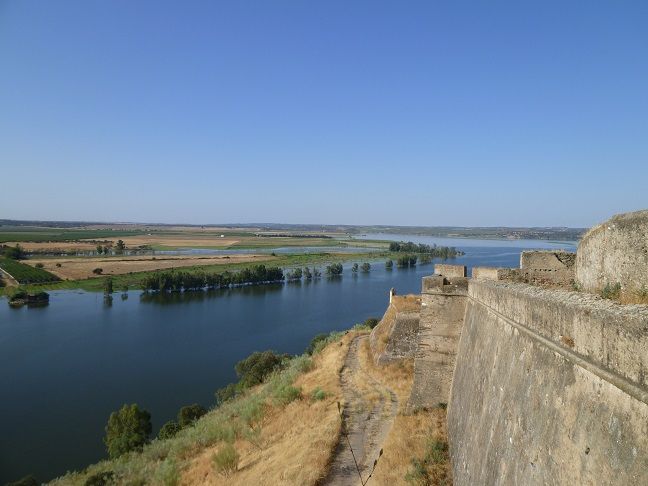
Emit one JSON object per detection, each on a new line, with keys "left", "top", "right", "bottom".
{"left": 519, "top": 250, "right": 576, "bottom": 286}
{"left": 448, "top": 279, "right": 648, "bottom": 486}
{"left": 472, "top": 266, "right": 520, "bottom": 281}
{"left": 407, "top": 277, "right": 467, "bottom": 411}
{"left": 576, "top": 209, "right": 648, "bottom": 300}
{"left": 434, "top": 263, "right": 467, "bottom": 278}
{"left": 369, "top": 295, "right": 420, "bottom": 364}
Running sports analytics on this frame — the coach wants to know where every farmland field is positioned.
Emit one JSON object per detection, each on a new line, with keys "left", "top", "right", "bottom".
{"left": 0, "top": 258, "right": 61, "bottom": 284}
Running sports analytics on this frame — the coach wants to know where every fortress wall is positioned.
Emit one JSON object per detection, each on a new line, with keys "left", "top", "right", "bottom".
{"left": 407, "top": 272, "right": 467, "bottom": 411}
{"left": 576, "top": 210, "right": 648, "bottom": 299}
{"left": 369, "top": 295, "right": 420, "bottom": 364}
{"left": 448, "top": 279, "right": 648, "bottom": 485}
{"left": 519, "top": 250, "right": 576, "bottom": 286}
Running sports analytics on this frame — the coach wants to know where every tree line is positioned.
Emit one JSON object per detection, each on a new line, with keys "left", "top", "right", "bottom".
{"left": 388, "top": 241, "right": 463, "bottom": 258}
{"left": 141, "top": 265, "right": 285, "bottom": 292}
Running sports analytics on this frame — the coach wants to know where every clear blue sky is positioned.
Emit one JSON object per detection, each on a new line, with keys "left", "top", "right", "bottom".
{"left": 1, "top": 1, "right": 647, "bottom": 227}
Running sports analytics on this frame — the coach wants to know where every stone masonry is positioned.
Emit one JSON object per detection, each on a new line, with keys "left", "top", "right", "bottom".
{"left": 407, "top": 264, "right": 468, "bottom": 411}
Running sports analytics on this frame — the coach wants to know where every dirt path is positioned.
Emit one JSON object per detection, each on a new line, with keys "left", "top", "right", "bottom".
{"left": 323, "top": 335, "right": 398, "bottom": 486}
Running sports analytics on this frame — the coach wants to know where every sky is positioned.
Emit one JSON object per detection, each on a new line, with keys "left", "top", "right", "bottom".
{"left": 1, "top": 1, "right": 647, "bottom": 228}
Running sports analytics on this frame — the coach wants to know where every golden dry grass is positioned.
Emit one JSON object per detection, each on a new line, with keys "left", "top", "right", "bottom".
{"left": 180, "top": 332, "right": 359, "bottom": 486}
{"left": 358, "top": 336, "right": 452, "bottom": 485}
{"left": 26, "top": 254, "right": 274, "bottom": 280}
{"left": 370, "top": 294, "right": 421, "bottom": 359}
{"left": 5, "top": 241, "right": 100, "bottom": 251}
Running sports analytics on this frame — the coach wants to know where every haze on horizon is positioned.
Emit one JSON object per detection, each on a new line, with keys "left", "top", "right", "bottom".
{"left": 1, "top": 1, "right": 647, "bottom": 228}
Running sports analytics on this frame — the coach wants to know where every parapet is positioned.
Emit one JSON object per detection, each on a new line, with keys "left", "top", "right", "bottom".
{"left": 434, "top": 264, "right": 467, "bottom": 278}
{"left": 519, "top": 250, "right": 576, "bottom": 286}
{"left": 576, "top": 209, "right": 648, "bottom": 302}
{"left": 472, "top": 266, "right": 519, "bottom": 281}
{"left": 422, "top": 275, "right": 468, "bottom": 295}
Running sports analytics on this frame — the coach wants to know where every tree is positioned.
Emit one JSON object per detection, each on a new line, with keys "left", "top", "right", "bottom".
{"left": 96, "top": 245, "right": 104, "bottom": 255}
{"left": 104, "top": 404, "right": 152, "bottom": 458}
{"left": 178, "top": 404, "right": 207, "bottom": 427}
{"left": 235, "top": 350, "right": 287, "bottom": 387}
{"left": 115, "top": 240, "right": 126, "bottom": 254}
{"left": 325, "top": 263, "right": 343, "bottom": 276}
{"left": 360, "top": 262, "right": 371, "bottom": 273}
{"left": 104, "top": 277, "right": 113, "bottom": 294}
{"left": 351, "top": 263, "right": 359, "bottom": 273}
{"left": 93, "top": 268, "right": 103, "bottom": 275}
{"left": 4, "top": 244, "right": 25, "bottom": 260}
{"left": 385, "top": 259, "right": 393, "bottom": 270}
{"left": 303, "top": 267, "right": 312, "bottom": 279}
{"left": 158, "top": 420, "right": 182, "bottom": 440}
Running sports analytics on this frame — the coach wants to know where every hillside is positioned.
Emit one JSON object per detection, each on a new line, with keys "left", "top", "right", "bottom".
{"left": 49, "top": 325, "right": 449, "bottom": 486}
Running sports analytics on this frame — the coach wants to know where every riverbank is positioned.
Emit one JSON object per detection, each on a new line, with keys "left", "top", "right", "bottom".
{"left": 0, "top": 251, "right": 392, "bottom": 295}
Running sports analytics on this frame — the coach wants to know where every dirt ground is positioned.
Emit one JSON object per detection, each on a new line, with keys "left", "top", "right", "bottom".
{"left": 25, "top": 254, "right": 274, "bottom": 280}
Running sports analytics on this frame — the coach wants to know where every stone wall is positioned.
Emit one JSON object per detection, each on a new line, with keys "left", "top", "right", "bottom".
{"left": 519, "top": 250, "right": 576, "bottom": 286}
{"left": 448, "top": 279, "right": 648, "bottom": 485}
{"left": 576, "top": 210, "right": 648, "bottom": 301}
{"left": 407, "top": 268, "right": 468, "bottom": 411}
{"left": 369, "top": 295, "right": 420, "bottom": 364}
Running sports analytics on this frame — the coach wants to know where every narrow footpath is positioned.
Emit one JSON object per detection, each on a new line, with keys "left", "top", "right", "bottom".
{"left": 323, "top": 335, "right": 398, "bottom": 486}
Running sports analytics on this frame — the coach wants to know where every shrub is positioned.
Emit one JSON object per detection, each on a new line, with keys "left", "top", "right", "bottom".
{"left": 56, "top": 262, "right": 62, "bottom": 267}
{"left": 153, "top": 458, "right": 179, "bottom": 486}
{"left": 212, "top": 443, "right": 239, "bottom": 476}
{"left": 364, "top": 317, "right": 380, "bottom": 329}
{"left": 273, "top": 384, "right": 301, "bottom": 405}
{"left": 104, "top": 403, "right": 152, "bottom": 459}
{"left": 351, "top": 263, "right": 359, "bottom": 273}
{"left": 158, "top": 420, "right": 181, "bottom": 440}
{"left": 306, "top": 333, "right": 329, "bottom": 355}
{"left": 325, "top": 263, "right": 343, "bottom": 276}
{"left": 93, "top": 268, "right": 103, "bottom": 275}
{"left": 35, "top": 263, "right": 44, "bottom": 268}
{"left": 6, "top": 475, "right": 38, "bottom": 486}
{"left": 361, "top": 262, "right": 371, "bottom": 272}
{"left": 104, "top": 277, "right": 113, "bottom": 294}
{"left": 601, "top": 282, "right": 621, "bottom": 300}
{"left": 178, "top": 404, "right": 207, "bottom": 428}
{"left": 215, "top": 382, "right": 242, "bottom": 405}
{"left": 385, "top": 259, "right": 393, "bottom": 269}
{"left": 235, "top": 350, "right": 287, "bottom": 388}
{"left": 311, "top": 387, "right": 327, "bottom": 400}
{"left": 84, "top": 471, "right": 114, "bottom": 486}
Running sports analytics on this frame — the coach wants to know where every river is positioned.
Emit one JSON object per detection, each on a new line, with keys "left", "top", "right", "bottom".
{"left": 0, "top": 236, "right": 576, "bottom": 483}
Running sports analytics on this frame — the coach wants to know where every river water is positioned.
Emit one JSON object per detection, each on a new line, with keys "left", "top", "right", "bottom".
{"left": 0, "top": 236, "right": 575, "bottom": 483}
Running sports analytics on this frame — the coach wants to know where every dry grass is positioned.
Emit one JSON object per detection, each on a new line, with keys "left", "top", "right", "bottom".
{"left": 358, "top": 337, "right": 452, "bottom": 485}
{"left": 25, "top": 254, "right": 274, "bottom": 280}
{"left": 4, "top": 241, "right": 100, "bottom": 251}
{"left": 180, "top": 333, "right": 358, "bottom": 486}
{"left": 370, "top": 294, "right": 421, "bottom": 359}
{"left": 391, "top": 294, "right": 422, "bottom": 313}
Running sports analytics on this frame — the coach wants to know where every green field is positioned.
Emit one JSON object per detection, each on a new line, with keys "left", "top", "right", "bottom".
{"left": 0, "top": 258, "right": 61, "bottom": 284}
{"left": 0, "top": 228, "right": 145, "bottom": 243}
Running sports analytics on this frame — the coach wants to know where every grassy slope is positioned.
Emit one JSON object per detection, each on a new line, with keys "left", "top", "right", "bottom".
{"left": 50, "top": 331, "right": 356, "bottom": 486}
{"left": 49, "top": 326, "right": 451, "bottom": 486}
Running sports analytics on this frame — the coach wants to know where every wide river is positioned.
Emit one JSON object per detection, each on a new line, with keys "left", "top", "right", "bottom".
{"left": 0, "top": 236, "right": 576, "bottom": 483}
